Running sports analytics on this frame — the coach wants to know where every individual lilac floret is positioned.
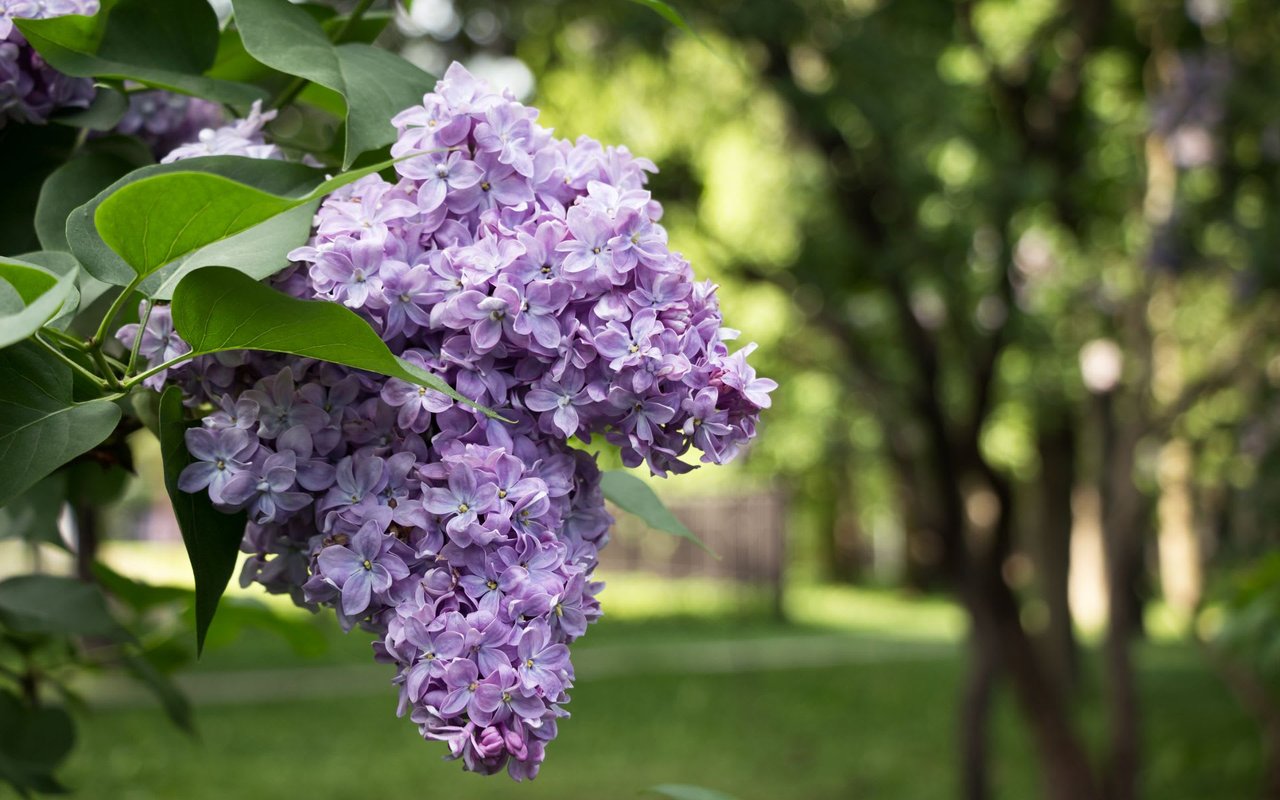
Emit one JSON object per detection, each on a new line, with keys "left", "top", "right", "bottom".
{"left": 315, "top": 519, "right": 410, "bottom": 617}
{"left": 135, "top": 61, "right": 772, "bottom": 782}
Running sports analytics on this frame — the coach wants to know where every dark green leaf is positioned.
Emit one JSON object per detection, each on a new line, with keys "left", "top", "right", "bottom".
{"left": 0, "top": 257, "right": 78, "bottom": 349}
{"left": 231, "top": 0, "right": 434, "bottom": 166}
{"left": 36, "top": 141, "right": 153, "bottom": 253}
{"left": 0, "top": 474, "right": 67, "bottom": 547}
{"left": 0, "top": 124, "right": 78, "bottom": 255}
{"left": 94, "top": 564, "right": 192, "bottom": 612}
{"left": 625, "top": 0, "right": 709, "bottom": 46}
{"left": 120, "top": 651, "right": 195, "bottom": 734}
{"left": 0, "top": 690, "right": 75, "bottom": 794}
{"left": 16, "top": 0, "right": 265, "bottom": 107}
{"left": 0, "top": 575, "right": 125, "bottom": 638}
{"left": 0, "top": 343, "right": 121, "bottom": 507}
{"left": 158, "top": 385, "right": 248, "bottom": 655}
{"left": 49, "top": 84, "right": 129, "bottom": 131}
{"left": 600, "top": 470, "right": 715, "bottom": 554}
{"left": 170, "top": 267, "right": 501, "bottom": 417}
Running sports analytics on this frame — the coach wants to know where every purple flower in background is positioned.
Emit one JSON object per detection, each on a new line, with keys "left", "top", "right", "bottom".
{"left": 316, "top": 520, "right": 409, "bottom": 616}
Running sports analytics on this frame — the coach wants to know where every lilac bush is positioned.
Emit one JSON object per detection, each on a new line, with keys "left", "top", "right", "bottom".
{"left": 121, "top": 63, "right": 773, "bottom": 779}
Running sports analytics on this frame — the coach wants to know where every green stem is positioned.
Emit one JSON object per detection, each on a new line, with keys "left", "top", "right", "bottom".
{"left": 32, "top": 334, "right": 111, "bottom": 391}
{"left": 270, "top": 0, "right": 378, "bottom": 109}
{"left": 329, "top": 0, "right": 377, "bottom": 43}
{"left": 41, "top": 326, "right": 91, "bottom": 352}
{"left": 92, "top": 348, "right": 125, "bottom": 391}
{"left": 127, "top": 300, "right": 153, "bottom": 375}
{"left": 90, "top": 276, "right": 143, "bottom": 349}
{"left": 123, "top": 351, "right": 200, "bottom": 389}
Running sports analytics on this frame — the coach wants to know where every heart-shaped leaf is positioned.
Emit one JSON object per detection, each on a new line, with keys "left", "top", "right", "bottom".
{"left": 78, "top": 155, "right": 399, "bottom": 290}
{"left": 169, "top": 267, "right": 501, "bottom": 417}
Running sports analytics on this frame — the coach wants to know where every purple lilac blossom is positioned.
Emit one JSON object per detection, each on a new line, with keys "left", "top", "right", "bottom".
{"left": 128, "top": 62, "right": 773, "bottom": 781}
{"left": 114, "top": 88, "right": 226, "bottom": 156}
{"left": 0, "top": 0, "right": 97, "bottom": 127}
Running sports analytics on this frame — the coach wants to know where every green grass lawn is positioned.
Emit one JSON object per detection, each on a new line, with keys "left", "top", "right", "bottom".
{"left": 60, "top": 584, "right": 1262, "bottom": 800}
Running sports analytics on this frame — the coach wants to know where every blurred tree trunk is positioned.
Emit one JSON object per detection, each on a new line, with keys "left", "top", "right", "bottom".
{"left": 1098, "top": 391, "right": 1147, "bottom": 800}
{"left": 1036, "top": 421, "right": 1080, "bottom": 697}
{"left": 960, "top": 632, "right": 997, "bottom": 800}
{"left": 823, "top": 445, "right": 863, "bottom": 583}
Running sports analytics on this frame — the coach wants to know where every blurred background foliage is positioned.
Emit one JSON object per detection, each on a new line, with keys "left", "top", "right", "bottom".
{"left": 8, "top": 0, "right": 1280, "bottom": 797}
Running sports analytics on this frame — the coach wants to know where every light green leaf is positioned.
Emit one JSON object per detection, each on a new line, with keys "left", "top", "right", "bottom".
{"left": 231, "top": 0, "right": 435, "bottom": 167}
{"left": 169, "top": 267, "right": 502, "bottom": 417}
{"left": 68, "top": 156, "right": 323, "bottom": 287}
{"left": 0, "top": 343, "right": 122, "bottom": 507}
{"left": 158, "top": 386, "right": 249, "bottom": 656}
{"left": 85, "top": 155, "right": 400, "bottom": 286}
{"left": 600, "top": 470, "right": 715, "bottom": 555}
{"left": 0, "top": 257, "right": 78, "bottom": 349}
{"left": 16, "top": 0, "right": 265, "bottom": 106}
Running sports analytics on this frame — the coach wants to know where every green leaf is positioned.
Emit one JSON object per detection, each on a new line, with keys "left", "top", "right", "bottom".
{"left": 0, "top": 474, "right": 67, "bottom": 548}
{"left": 647, "top": 786, "right": 741, "bottom": 800}
{"left": 36, "top": 140, "right": 154, "bottom": 253}
{"left": 79, "top": 155, "right": 398, "bottom": 290}
{"left": 0, "top": 124, "right": 78, "bottom": 255}
{"left": 0, "top": 257, "right": 78, "bottom": 349}
{"left": 0, "top": 343, "right": 121, "bottom": 508}
{"left": 68, "top": 156, "right": 321, "bottom": 287}
{"left": 49, "top": 83, "right": 129, "bottom": 131}
{"left": 16, "top": 0, "right": 265, "bottom": 107}
{"left": 230, "top": 0, "right": 435, "bottom": 167}
{"left": 169, "top": 267, "right": 502, "bottom": 417}
{"left": 0, "top": 691, "right": 75, "bottom": 795}
{"left": 625, "top": 0, "right": 708, "bottom": 43}
{"left": 158, "top": 385, "right": 248, "bottom": 656}
{"left": 120, "top": 651, "right": 195, "bottom": 734}
{"left": 0, "top": 575, "right": 125, "bottom": 638}
{"left": 600, "top": 470, "right": 715, "bottom": 555}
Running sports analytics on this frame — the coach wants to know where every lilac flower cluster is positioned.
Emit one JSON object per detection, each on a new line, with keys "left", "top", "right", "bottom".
{"left": 127, "top": 63, "right": 773, "bottom": 779}
{"left": 0, "top": 0, "right": 97, "bottom": 127}
{"left": 114, "top": 88, "right": 225, "bottom": 156}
